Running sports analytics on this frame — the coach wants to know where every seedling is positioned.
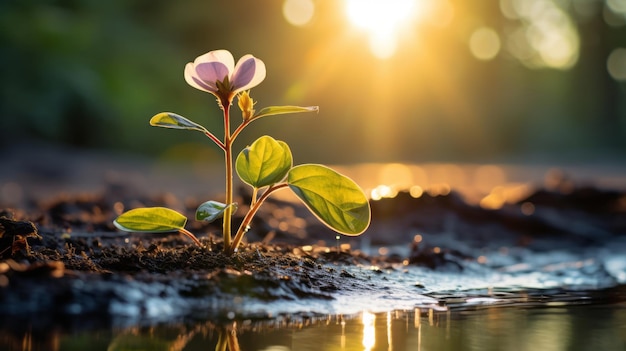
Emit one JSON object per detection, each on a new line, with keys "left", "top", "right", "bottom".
{"left": 114, "top": 50, "right": 370, "bottom": 254}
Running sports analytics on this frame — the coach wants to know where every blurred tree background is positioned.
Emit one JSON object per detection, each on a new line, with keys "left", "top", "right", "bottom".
{"left": 1, "top": 0, "right": 625, "bottom": 164}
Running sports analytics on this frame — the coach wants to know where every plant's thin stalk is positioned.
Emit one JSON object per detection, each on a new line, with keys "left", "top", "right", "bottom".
{"left": 226, "top": 326, "right": 240, "bottom": 351}
{"left": 251, "top": 187, "right": 259, "bottom": 206}
{"left": 221, "top": 108, "right": 253, "bottom": 253}
{"left": 204, "top": 131, "right": 226, "bottom": 151}
{"left": 215, "top": 330, "right": 227, "bottom": 351}
{"left": 178, "top": 228, "right": 202, "bottom": 247}
{"left": 229, "top": 183, "right": 289, "bottom": 253}
{"left": 231, "top": 120, "right": 251, "bottom": 142}
{"left": 222, "top": 102, "right": 233, "bottom": 253}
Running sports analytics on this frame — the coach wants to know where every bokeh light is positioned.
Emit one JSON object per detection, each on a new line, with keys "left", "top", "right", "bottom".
{"left": 283, "top": 0, "right": 315, "bottom": 27}
{"left": 606, "top": 0, "right": 626, "bottom": 19}
{"left": 604, "top": 1, "right": 626, "bottom": 27}
{"left": 469, "top": 27, "right": 501, "bottom": 61}
{"left": 607, "top": 48, "right": 626, "bottom": 81}
{"left": 501, "top": 0, "right": 580, "bottom": 69}
{"left": 370, "top": 185, "right": 397, "bottom": 201}
{"left": 409, "top": 185, "right": 424, "bottom": 198}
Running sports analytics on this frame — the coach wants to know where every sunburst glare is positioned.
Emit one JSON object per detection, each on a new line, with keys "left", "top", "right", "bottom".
{"left": 345, "top": 0, "right": 423, "bottom": 59}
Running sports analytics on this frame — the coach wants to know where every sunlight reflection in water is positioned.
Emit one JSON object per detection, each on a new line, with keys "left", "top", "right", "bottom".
{"left": 3, "top": 301, "right": 625, "bottom": 350}
{"left": 362, "top": 311, "right": 375, "bottom": 351}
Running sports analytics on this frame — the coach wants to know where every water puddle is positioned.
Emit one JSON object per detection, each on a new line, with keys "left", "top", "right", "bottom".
{"left": 2, "top": 299, "right": 625, "bottom": 350}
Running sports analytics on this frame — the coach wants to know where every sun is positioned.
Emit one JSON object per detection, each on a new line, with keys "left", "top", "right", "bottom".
{"left": 345, "top": 0, "right": 421, "bottom": 59}
{"left": 345, "top": 0, "right": 417, "bottom": 30}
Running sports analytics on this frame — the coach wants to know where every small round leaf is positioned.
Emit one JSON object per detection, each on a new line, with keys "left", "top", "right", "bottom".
{"left": 114, "top": 207, "right": 187, "bottom": 233}
{"left": 287, "top": 164, "right": 371, "bottom": 235}
{"left": 236, "top": 135, "right": 292, "bottom": 188}
{"left": 196, "top": 201, "right": 237, "bottom": 222}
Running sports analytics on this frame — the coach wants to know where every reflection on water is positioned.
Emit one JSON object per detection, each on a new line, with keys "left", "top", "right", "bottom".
{"left": 362, "top": 311, "right": 375, "bottom": 351}
{"left": 2, "top": 303, "right": 625, "bottom": 351}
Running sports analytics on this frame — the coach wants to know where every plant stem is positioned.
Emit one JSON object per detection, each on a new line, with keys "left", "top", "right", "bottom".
{"left": 251, "top": 187, "right": 258, "bottom": 206}
{"left": 231, "top": 120, "right": 250, "bottom": 141}
{"left": 215, "top": 329, "right": 227, "bottom": 351}
{"left": 229, "top": 183, "right": 289, "bottom": 253}
{"left": 222, "top": 103, "right": 233, "bottom": 253}
{"left": 204, "top": 131, "right": 226, "bottom": 151}
{"left": 227, "top": 326, "right": 240, "bottom": 351}
{"left": 178, "top": 228, "right": 202, "bottom": 247}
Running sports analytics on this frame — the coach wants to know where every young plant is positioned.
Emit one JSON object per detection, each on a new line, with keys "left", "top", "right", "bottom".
{"left": 114, "top": 49, "right": 370, "bottom": 254}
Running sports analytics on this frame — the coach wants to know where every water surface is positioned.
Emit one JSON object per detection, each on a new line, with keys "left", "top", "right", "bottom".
{"left": 4, "top": 302, "right": 624, "bottom": 351}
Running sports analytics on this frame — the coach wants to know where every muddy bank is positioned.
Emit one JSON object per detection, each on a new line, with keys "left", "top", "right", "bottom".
{"left": 1, "top": 169, "right": 625, "bottom": 331}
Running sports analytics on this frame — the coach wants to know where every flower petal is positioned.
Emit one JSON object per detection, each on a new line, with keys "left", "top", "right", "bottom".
{"left": 231, "top": 55, "right": 266, "bottom": 93}
{"left": 184, "top": 63, "right": 216, "bottom": 93}
{"left": 194, "top": 49, "right": 235, "bottom": 73}
{"left": 196, "top": 62, "right": 230, "bottom": 85}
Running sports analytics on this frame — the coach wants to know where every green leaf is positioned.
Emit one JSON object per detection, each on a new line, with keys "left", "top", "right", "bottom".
{"left": 114, "top": 207, "right": 187, "bottom": 233}
{"left": 251, "top": 105, "right": 318, "bottom": 122}
{"left": 287, "top": 164, "right": 371, "bottom": 236}
{"left": 236, "top": 135, "right": 292, "bottom": 188}
{"left": 196, "top": 201, "right": 237, "bottom": 222}
{"left": 149, "top": 112, "right": 209, "bottom": 134}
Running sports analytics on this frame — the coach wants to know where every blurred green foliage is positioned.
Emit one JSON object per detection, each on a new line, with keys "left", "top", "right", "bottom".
{"left": 0, "top": 0, "right": 223, "bottom": 156}
{"left": 1, "top": 0, "right": 625, "bottom": 163}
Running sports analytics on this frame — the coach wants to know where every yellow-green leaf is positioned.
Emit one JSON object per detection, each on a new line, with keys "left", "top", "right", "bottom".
{"left": 113, "top": 207, "right": 187, "bottom": 233}
{"left": 236, "top": 135, "right": 292, "bottom": 188}
{"left": 287, "top": 164, "right": 370, "bottom": 235}
{"left": 251, "top": 105, "right": 318, "bottom": 122}
{"left": 149, "top": 112, "right": 209, "bottom": 134}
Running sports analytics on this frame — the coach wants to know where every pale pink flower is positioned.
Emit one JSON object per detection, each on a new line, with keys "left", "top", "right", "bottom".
{"left": 184, "top": 49, "right": 266, "bottom": 102}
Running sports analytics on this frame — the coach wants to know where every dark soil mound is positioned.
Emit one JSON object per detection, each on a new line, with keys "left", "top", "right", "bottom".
{"left": 1, "top": 175, "right": 625, "bottom": 328}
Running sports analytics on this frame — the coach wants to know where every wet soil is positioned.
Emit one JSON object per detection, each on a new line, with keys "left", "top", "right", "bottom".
{"left": 1, "top": 167, "right": 626, "bottom": 332}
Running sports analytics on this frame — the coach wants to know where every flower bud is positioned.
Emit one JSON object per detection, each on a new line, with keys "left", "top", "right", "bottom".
{"left": 238, "top": 90, "right": 256, "bottom": 121}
